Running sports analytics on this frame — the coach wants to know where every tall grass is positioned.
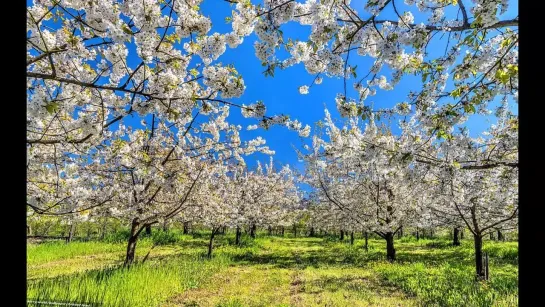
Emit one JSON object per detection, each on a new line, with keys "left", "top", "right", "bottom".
{"left": 27, "top": 255, "right": 230, "bottom": 307}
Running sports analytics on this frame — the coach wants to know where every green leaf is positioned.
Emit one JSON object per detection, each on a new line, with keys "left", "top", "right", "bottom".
{"left": 45, "top": 102, "right": 60, "bottom": 114}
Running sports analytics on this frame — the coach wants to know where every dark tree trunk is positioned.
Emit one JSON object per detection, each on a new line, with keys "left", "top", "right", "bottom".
{"left": 453, "top": 227, "right": 461, "bottom": 246}
{"left": 350, "top": 231, "right": 354, "bottom": 245}
{"left": 416, "top": 228, "right": 419, "bottom": 240}
{"left": 235, "top": 226, "right": 241, "bottom": 245}
{"left": 124, "top": 218, "right": 141, "bottom": 267}
{"left": 145, "top": 225, "right": 152, "bottom": 235}
{"left": 207, "top": 228, "right": 217, "bottom": 258}
{"left": 340, "top": 230, "right": 345, "bottom": 241}
{"left": 183, "top": 222, "right": 190, "bottom": 234}
{"left": 364, "top": 231, "right": 369, "bottom": 252}
{"left": 250, "top": 223, "right": 256, "bottom": 239}
{"left": 281, "top": 226, "right": 285, "bottom": 236}
{"left": 66, "top": 223, "right": 76, "bottom": 243}
{"left": 293, "top": 225, "right": 297, "bottom": 238}
{"left": 309, "top": 227, "right": 315, "bottom": 237}
{"left": 162, "top": 220, "right": 168, "bottom": 232}
{"left": 268, "top": 226, "right": 272, "bottom": 236}
{"left": 385, "top": 232, "right": 396, "bottom": 262}
{"left": 474, "top": 234, "right": 485, "bottom": 279}
{"left": 497, "top": 229, "right": 504, "bottom": 241}
{"left": 460, "top": 229, "right": 464, "bottom": 240}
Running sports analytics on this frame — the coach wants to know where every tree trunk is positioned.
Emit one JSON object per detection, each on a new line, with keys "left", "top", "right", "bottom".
{"left": 309, "top": 227, "right": 315, "bottom": 237}
{"left": 162, "top": 220, "right": 168, "bottom": 232}
{"left": 385, "top": 232, "right": 396, "bottom": 262}
{"left": 100, "top": 221, "right": 107, "bottom": 240}
{"left": 183, "top": 222, "right": 190, "bottom": 235}
{"left": 497, "top": 229, "right": 504, "bottom": 241}
{"left": 398, "top": 226, "right": 403, "bottom": 239}
{"left": 340, "top": 230, "right": 345, "bottom": 241}
{"left": 124, "top": 218, "right": 141, "bottom": 267}
{"left": 207, "top": 228, "right": 217, "bottom": 258}
{"left": 268, "top": 226, "right": 272, "bottom": 236}
{"left": 250, "top": 223, "right": 256, "bottom": 239}
{"left": 27, "top": 224, "right": 32, "bottom": 236}
{"left": 416, "top": 228, "right": 419, "bottom": 241}
{"left": 350, "top": 231, "right": 354, "bottom": 245}
{"left": 235, "top": 226, "right": 241, "bottom": 245}
{"left": 281, "top": 226, "right": 285, "bottom": 237}
{"left": 490, "top": 232, "right": 495, "bottom": 240}
{"left": 145, "top": 225, "right": 152, "bottom": 235}
{"left": 293, "top": 225, "right": 297, "bottom": 237}
{"left": 474, "top": 234, "right": 485, "bottom": 279}
{"left": 364, "top": 231, "right": 369, "bottom": 252}
{"left": 460, "top": 229, "right": 464, "bottom": 240}
{"left": 66, "top": 223, "right": 76, "bottom": 243}
{"left": 453, "top": 227, "right": 461, "bottom": 246}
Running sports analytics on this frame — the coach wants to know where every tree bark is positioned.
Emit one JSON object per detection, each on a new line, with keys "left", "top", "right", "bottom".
{"left": 416, "top": 227, "right": 419, "bottom": 241}
{"left": 364, "top": 231, "right": 369, "bottom": 252}
{"left": 145, "top": 225, "right": 152, "bottom": 235}
{"left": 340, "top": 229, "right": 345, "bottom": 241}
{"left": 162, "top": 220, "right": 168, "bottom": 232}
{"left": 281, "top": 226, "right": 284, "bottom": 236}
{"left": 27, "top": 224, "right": 32, "bottom": 236}
{"left": 250, "top": 223, "right": 256, "bottom": 239}
{"left": 293, "top": 224, "right": 297, "bottom": 237}
{"left": 398, "top": 226, "right": 403, "bottom": 239}
{"left": 385, "top": 232, "right": 396, "bottom": 262}
{"left": 497, "top": 229, "right": 504, "bottom": 241}
{"left": 474, "top": 234, "right": 485, "bottom": 279}
{"left": 183, "top": 222, "right": 190, "bottom": 235}
{"left": 235, "top": 226, "right": 241, "bottom": 245}
{"left": 124, "top": 218, "right": 141, "bottom": 267}
{"left": 460, "top": 229, "right": 464, "bottom": 240}
{"left": 453, "top": 227, "right": 461, "bottom": 246}
{"left": 207, "top": 228, "right": 217, "bottom": 258}
{"left": 350, "top": 231, "right": 354, "bottom": 245}
{"left": 268, "top": 226, "right": 272, "bottom": 236}
{"left": 66, "top": 223, "right": 76, "bottom": 243}
{"left": 309, "top": 227, "right": 315, "bottom": 237}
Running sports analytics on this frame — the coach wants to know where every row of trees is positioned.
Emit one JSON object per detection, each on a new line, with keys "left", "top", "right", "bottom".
{"left": 300, "top": 104, "right": 517, "bottom": 279}
{"left": 27, "top": 0, "right": 518, "bottom": 280}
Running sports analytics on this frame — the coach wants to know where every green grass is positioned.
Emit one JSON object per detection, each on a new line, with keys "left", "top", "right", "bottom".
{"left": 27, "top": 233, "right": 518, "bottom": 307}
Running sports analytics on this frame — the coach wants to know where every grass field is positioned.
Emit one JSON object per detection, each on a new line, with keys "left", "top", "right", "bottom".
{"left": 27, "top": 232, "right": 518, "bottom": 307}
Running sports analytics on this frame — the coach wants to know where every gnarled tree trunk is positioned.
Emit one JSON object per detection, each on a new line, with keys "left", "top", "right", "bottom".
{"left": 124, "top": 218, "right": 141, "bottom": 267}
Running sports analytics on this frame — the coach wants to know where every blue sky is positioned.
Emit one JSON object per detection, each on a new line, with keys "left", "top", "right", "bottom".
{"left": 28, "top": 0, "right": 518, "bottom": 174}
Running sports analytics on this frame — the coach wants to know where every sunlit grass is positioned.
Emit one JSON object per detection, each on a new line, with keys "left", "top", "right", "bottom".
{"left": 27, "top": 231, "right": 518, "bottom": 307}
